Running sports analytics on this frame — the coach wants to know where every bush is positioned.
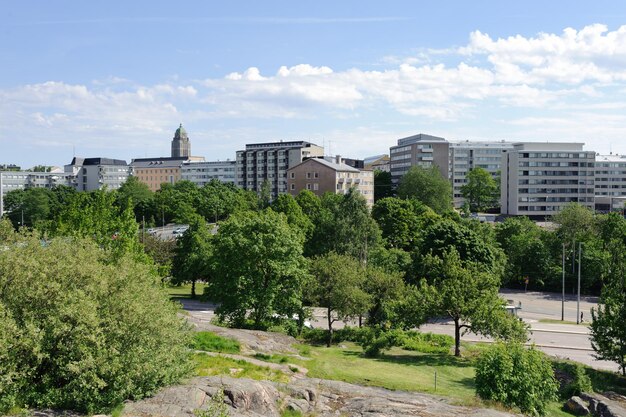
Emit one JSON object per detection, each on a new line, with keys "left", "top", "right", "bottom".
{"left": 553, "top": 361, "right": 593, "bottom": 398}
{"left": 0, "top": 237, "right": 192, "bottom": 413}
{"left": 192, "top": 332, "right": 240, "bottom": 354}
{"left": 402, "top": 331, "right": 454, "bottom": 354}
{"left": 475, "top": 342, "right": 558, "bottom": 416}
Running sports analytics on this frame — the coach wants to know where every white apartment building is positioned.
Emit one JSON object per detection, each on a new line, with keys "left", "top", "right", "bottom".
{"left": 0, "top": 170, "right": 74, "bottom": 217}
{"left": 389, "top": 134, "right": 449, "bottom": 185}
{"left": 500, "top": 143, "right": 596, "bottom": 216}
{"left": 65, "top": 157, "right": 130, "bottom": 191}
{"left": 236, "top": 141, "right": 324, "bottom": 197}
{"left": 449, "top": 141, "right": 514, "bottom": 207}
{"left": 181, "top": 160, "right": 236, "bottom": 186}
{"left": 594, "top": 154, "right": 626, "bottom": 212}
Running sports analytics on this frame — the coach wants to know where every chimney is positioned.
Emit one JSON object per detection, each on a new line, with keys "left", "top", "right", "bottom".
{"left": 335, "top": 155, "right": 341, "bottom": 164}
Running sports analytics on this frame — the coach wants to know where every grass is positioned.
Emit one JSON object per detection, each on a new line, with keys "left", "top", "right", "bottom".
{"left": 193, "top": 353, "right": 289, "bottom": 383}
{"left": 538, "top": 318, "right": 590, "bottom": 326}
{"left": 192, "top": 331, "right": 241, "bottom": 354}
{"left": 166, "top": 283, "right": 208, "bottom": 299}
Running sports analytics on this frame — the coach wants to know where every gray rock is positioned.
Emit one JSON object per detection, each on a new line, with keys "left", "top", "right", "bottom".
{"left": 579, "top": 392, "right": 626, "bottom": 417}
{"left": 566, "top": 396, "right": 590, "bottom": 415}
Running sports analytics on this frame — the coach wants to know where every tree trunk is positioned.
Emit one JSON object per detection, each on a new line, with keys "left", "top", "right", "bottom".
{"left": 327, "top": 307, "right": 333, "bottom": 348}
{"left": 191, "top": 279, "right": 196, "bottom": 298}
{"left": 454, "top": 318, "right": 461, "bottom": 357}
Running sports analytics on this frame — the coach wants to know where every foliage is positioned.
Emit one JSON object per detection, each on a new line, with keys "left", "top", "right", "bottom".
{"left": 553, "top": 203, "right": 595, "bottom": 244}
{"left": 196, "top": 179, "right": 255, "bottom": 223}
{"left": 192, "top": 332, "right": 240, "bottom": 354}
{"left": 397, "top": 165, "right": 452, "bottom": 213}
{"left": 363, "top": 266, "right": 406, "bottom": 327}
{"left": 194, "top": 387, "right": 230, "bottom": 417}
{"left": 205, "top": 210, "right": 307, "bottom": 328}
{"left": 552, "top": 361, "right": 592, "bottom": 398}
{"left": 475, "top": 342, "right": 558, "bottom": 416}
{"left": 193, "top": 353, "right": 288, "bottom": 383}
{"left": 0, "top": 237, "right": 192, "bottom": 413}
{"left": 116, "top": 176, "right": 154, "bottom": 222}
{"left": 372, "top": 197, "right": 434, "bottom": 251}
{"left": 270, "top": 193, "right": 313, "bottom": 238}
{"left": 308, "top": 252, "right": 371, "bottom": 346}
{"left": 142, "top": 232, "right": 176, "bottom": 278}
{"left": 172, "top": 215, "right": 213, "bottom": 297}
{"left": 422, "top": 250, "right": 528, "bottom": 356}
{"left": 373, "top": 170, "right": 393, "bottom": 201}
{"left": 590, "top": 244, "right": 626, "bottom": 375}
{"left": 460, "top": 167, "right": 499, "bottom": 212}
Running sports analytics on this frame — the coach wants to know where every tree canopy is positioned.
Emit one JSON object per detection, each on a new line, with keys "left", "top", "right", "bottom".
{"left": 397, "top": 165, "right": 452, "bottom": 213}
{"left": 460, "top": 167, "right": 499, "bottom": 212}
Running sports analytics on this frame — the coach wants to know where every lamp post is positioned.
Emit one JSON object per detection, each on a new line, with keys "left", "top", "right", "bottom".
{"left": 561, "top": 242, "right": 565, "bottom": 321}
{"left": 576, "top": 242, "right": 582, "bottom": 324}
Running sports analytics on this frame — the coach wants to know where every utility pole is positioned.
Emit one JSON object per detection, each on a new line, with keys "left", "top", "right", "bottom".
{"left": 576, "top": 242, "right": 582, "bottom": 324}
{"left": 562, "top": 242, "right": 565, "bottom": 321}
{"left": 0, "top": 172, "right": 3, "bottom": 218}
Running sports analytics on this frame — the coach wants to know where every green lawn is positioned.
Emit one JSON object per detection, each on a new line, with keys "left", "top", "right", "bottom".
{"left": 538, "top": 318, "right": 590, "bottom": 326}
{"left": 166, "top": 283, "right": 207, "bottom": 299}
{"left": 192, "top": 331, "right": 241, "bottom": 354}
{"left": 193, "top": 353, "right": 289, "bottom": 383}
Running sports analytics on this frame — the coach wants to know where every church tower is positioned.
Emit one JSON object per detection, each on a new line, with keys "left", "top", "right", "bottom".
{"left": 171, "top": 123, "right": 191, "bottom": 158}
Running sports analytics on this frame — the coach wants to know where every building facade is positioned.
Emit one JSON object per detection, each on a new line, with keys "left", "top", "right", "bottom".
{"left": 65, "top": 157, "right": 130, "bottom": 191}
{"left": 236, "top": 141, "right": 324, "bottom": 197}
{"left": 287, "top": 156, "right": 374, "bottom": 207}
{"left": 130, "top": 157, "right": 188, "bottom": 191}
{"left": 171, "top": 123, "right": 191, "bottom": 158}
{"left": 594, "top": 154, "right": 626, "bottom": 212}
{"left": 364, "top": 154, "right": 390, "bottom": 172}
{"left": 500, "top": 143, "right": 596, "bottom": 216}
{"left": 181, "top": 160, "right": 236, "bottom": 186}
{"left": 389, "top": 134, "right": 449, "bottom": 185}
{"left": 0, "top": 170, "right": 74, "bottom": 217}
{"left": 449, "top": 141, "right": 513, "bottom": 207}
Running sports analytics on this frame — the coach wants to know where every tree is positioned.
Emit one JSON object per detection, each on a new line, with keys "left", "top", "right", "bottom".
{"left": 4, "top": 188, "right": 54, "bottom": 229}
{"left": 363, "top": 266, "right": 405, "bottom": 327}
{"left": 590, "top": 244, "right": 626, "bottom": 375}
{"left": 372, "top": 197, "right": 434, "bottom": 251}
{"left": 0, "top": 236, "right": 191, "bottom": 413}
{"left": 142, "top": 232, "right": 176, "bottom": 279}
{"left": 373, "top": 170, "right": 393, "bottom": 201}
{"left": 196, "top": 180, "right": 252, "bottom": 223}
{"left": 460, "top": 167, "right": 499, "bottom": 212}
{"left": 397, "top": 165, "right": 452, "bottom": 213}
{"left": 308, "top": 252, "right": 371, "bottom": 346}
{"left": 270, "top": 193, "right": 313, "bottom": 238}
{"left": 424, "top": 250, "right": 527, "bottom": 356}
{"left": 295, "top": 189, "right": 322, "bottom": 219}
{"left": 552, "top": 202, "right": 596, "bottom": 244}
{"left": 206, "top": 210, "right": 307, "bottom": 328}
{"left": 171, "top": 215, "right": 212, "bottom": 298}
{"left": 116, "top": 176, "right": 153, "bottom": 222}
{"left": 475, "top": 342, "right": 558, "bottom": 416}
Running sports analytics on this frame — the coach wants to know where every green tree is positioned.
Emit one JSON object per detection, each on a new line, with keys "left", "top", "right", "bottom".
{"left": 0, "top": 237, "right": 191, "bottom": 413}
{"left": 308, "top": 252, "right": 371, "bottom": 346}
{"left": 363, "top": 266, "right": 405, "bottom": 327}
{"left": 142, "top": 232, "right": 176, "bottom": 279}
{"left": 590, "top": 244, "right": 626, "bottom": 375}
{"left": 116, "top": 176, "right": 153, "bottom": 222}
{"left": 172, "top": 215, "right": 213, "bottom": 297}
{"left": 206, "top": 210, "right": 307, "bottom": 328}
{"left": 373, "top": 170, "right": 393, "bottom": 201}
{"left": 295, "top": 189, "right": 322, "bottom": 219}
{"left": 196, "top": 180, "right": 252, "bottom": 223}
{"left": 424, "top": 250, "right": 527, "bottom": 356}
{"left": 4, "top": 188, "right": 54, "bottom": 229}
{"left": 372, "top": 197, "right": 435, "bottom": 251}
{"left": 475, "top": 342, "right": 558, "bottom": 416}
{"left": 460, "top": 167, "right": 499, "bottom": 212}
{"left": 553, "top": 202, "right": 596, "bottom": 244}
{"left": 397, "top": 165, "right": 452, "bottom": 213}
{"left": 270, "top": 193, "right": 313, "bottom": 238}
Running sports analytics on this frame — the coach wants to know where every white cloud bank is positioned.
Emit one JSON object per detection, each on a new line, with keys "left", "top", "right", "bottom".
{"left": 3, "top": 24, "right": 626, "bottom": 164}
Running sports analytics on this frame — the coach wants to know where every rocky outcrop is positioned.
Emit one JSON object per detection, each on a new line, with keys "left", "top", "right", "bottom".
{"left": 565, "top": 392, "right": 626, "bottom": 417}
{"left": 122, "top": 376, "right": 520, "bottom": 417}
{"left": 567, "top": 396, "right": 591, "bottom": 415}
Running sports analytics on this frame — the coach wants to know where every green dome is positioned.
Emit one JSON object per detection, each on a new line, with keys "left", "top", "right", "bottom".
{"left": 174, "top": 123, "right": 188, "bottom": 139}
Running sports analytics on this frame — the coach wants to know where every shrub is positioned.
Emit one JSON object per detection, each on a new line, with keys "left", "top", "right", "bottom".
{"left": 402, "top": 331, "right": 454, "bottom": 354}
{"left": 0, "top": 237, "right": 192, "bottom": 413}
{"left": 475, "top": 342, "right": 558, "bottom": 416}
{"left": 192, "top": 332, "right": 240, "bottom": 354}
{"left": 553, "top": 361, "right": 593, "bottom": 398}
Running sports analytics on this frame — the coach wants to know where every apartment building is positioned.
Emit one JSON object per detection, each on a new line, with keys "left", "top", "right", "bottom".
{"left": 65, "top": 157, "right": 130, "bottom": 191}
{"left": 389, "top": 134, "right": 449, "bottom": 185}
{"left": 287, "top": 156, "right": 374, "bottom": 207}
{"left": 0, "top": 169, "right": 74, "bottom": 217}
{"left": 364, "top": 154, "right": 390, "bottom": 172}
{"left": 594, "top": 154, "right": 626, "bottom": 212}
{"left": 236, "top": 141, "right": 324, "bottom": 197}
{"left": 449, "top": 141, "right": 513, "bottom": 207}
{"left": 500, "top": 143, "right": 596, "bottom": 216}
{"left": 130, "top": 157, "right": 188, "bottom": 192}
{"left": 181, "top": 160, "right": 236, "bottom": 186}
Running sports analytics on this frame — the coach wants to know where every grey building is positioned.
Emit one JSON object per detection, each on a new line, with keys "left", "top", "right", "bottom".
{"left": 65, "top": 157, "right": 130, "bottom": 191}
{"left": 0, "top": 170, "right": 74, "bottom": 217}
{"left": 594, "top": 154, "right": 626, "bottom": 212}
{"left": 181, "top": 160, "right": 236, "bottom": 186}
{"left": 500, "top": 143, "right": 596, "bottom": 216}
{"left": 449, "top": 141, "right": 513, "bottom": 207}
{"left": 389, "top": 134, "right": 449, "bottom": 185}
{"left": 236, "top": 141, "right": 324, "bottom": 197}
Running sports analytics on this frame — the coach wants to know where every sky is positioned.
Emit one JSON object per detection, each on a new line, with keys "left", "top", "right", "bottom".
{"left": 2, "top": 1, "right": 626, "bottom": 168}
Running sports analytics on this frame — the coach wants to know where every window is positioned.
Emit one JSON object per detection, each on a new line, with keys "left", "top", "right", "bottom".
{"left": 306, "top": 172, "right": 311, "bottom": 179}
{"left": 306, "top": 183, "right": 312, "bottom": 190}
{"left": 313, "top": 183, "right": 319, "bottom": 191}
{"left": 290, "top": 172, "right": 295, "bottom": 179}
{"left": 314, "top": 172, "right": 319, "bottom": 178}
{"left": 290, "top": 183, "right": 295, "bottom": 190}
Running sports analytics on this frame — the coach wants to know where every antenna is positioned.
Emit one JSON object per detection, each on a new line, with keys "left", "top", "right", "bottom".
{"left": 328, "top": 140, "right": 332, "bottom": 157}
{"left": 72, "top": 144, "right": 75, "bottom": 157}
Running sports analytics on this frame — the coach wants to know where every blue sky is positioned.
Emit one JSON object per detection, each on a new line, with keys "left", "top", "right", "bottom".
{"left": 2, "top": 1, "right": 626, "bottom": 168}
